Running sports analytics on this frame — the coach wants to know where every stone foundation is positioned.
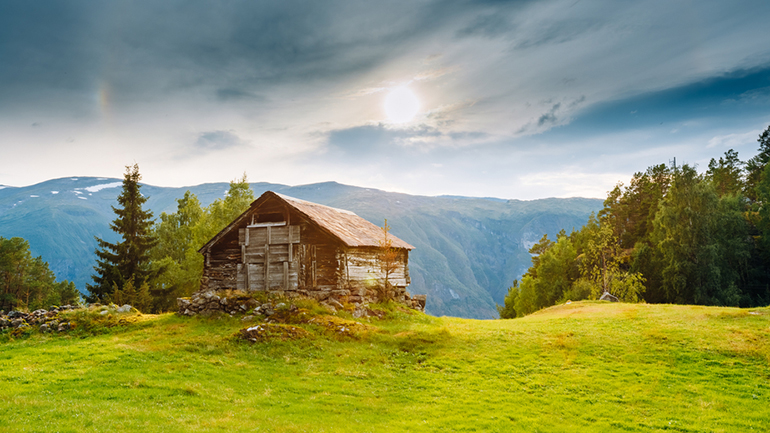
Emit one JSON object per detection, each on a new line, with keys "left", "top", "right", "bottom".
{"left": 177, "top": 288, "right": 426, "bottom": 317}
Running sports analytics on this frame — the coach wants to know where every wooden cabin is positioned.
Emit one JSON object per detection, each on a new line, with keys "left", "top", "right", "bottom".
{"left": 197, "top": 191, "right": 417, "bottom": 306}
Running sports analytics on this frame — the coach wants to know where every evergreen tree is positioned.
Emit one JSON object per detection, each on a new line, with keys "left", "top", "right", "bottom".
{"left": 706, "top": 149, "right": 744, "bottom": 197}
{"left": 87, "top": 164, "right": 156, "bottom": 303}
{"left": 745, "top": 125, "right": 770, "bottom": 200}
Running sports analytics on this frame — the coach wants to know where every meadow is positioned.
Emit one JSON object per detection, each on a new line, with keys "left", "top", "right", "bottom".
{"left": 1, "top": 301, "right": 768, "bottom": 432}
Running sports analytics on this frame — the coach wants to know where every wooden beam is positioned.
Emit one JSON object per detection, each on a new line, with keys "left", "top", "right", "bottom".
{"left": 288, "top": 243, "right": 293, "bottom": 262}
{"left": 265, "top": 243, "right": 270, "bottom": 289}
{"left": 283, "top": 261, "right": 289, "bottom": 290}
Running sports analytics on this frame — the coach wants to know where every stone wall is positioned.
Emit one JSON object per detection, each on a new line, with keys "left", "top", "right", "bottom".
{"left": 177, "top": 288, "right": 426, "bottom": 317}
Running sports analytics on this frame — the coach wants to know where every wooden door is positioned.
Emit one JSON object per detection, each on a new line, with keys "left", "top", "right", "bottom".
{"left": 238, "top": 224, "right": 300, "bottom": 291}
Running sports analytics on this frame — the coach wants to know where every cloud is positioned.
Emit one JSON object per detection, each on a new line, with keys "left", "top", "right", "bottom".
{"left": 456, "top": 13, "right": 515, "bottom": 38}
{"left": 194, "top": 130, "right": 249, "bottom": 151}
{"left": 707, "top": 130, "right": 762, "bottom": 149}
{"left": 216, "top": 88, "right": 265, "bottom": 102}
{"left": 2, "top": 0, "right": 770, "bottom": 201}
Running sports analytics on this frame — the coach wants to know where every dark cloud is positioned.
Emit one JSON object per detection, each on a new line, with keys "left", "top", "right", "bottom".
{"left": 556, "top": 67, "right": 770, "bottom": 135}
{"left": 194, "top": 130, "right": 248, "bottom": 151}
{"left": 515, "top": 18, "right": 605, "bottom": 49}
{"left": 0, "top": 0, "right": 492, "bottom": 109}
{"left": 537, "top": 103, "right": 561, "bottom": 127}
{"left": 215, "top": 88, "right": 265, "bottom": 102}
{"left": 456, "top": 13, "right": 515, "bottom": 38}
{"left": 326, "top": 124, "right": 441, "bottom": 158}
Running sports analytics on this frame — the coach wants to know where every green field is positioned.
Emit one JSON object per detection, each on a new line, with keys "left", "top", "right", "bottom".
{"left": 1, "top": 301, "right": 768, "bottom": 432}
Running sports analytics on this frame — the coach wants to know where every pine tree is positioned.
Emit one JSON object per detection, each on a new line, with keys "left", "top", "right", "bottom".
{"left": 87, "top": 164, "right": 156, "bottom": 303}
{"left": 745, "top": 125, "right": 770, "bottom": 200}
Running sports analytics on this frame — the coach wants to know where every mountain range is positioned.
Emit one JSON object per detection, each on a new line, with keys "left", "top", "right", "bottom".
{"left": 0, "top": 177, "right": 602, "bottom": 318}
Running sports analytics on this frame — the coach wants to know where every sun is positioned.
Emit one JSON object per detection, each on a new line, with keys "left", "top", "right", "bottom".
{"left": 384, "top": 86, "right": 420, "bottom": 124}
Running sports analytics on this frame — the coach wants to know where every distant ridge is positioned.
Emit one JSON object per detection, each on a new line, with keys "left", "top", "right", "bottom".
{"left": 0, "top": 177, "right": 602, "bottom": 318}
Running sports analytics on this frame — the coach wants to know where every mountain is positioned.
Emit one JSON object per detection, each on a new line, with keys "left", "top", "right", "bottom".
{"left": 0, "top": 177, "right": 602, "bottom": 318}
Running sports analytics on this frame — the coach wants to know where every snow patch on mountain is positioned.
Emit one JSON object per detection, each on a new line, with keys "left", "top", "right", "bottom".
{"left": 77, "top": 182, "right": 122, "bottom": 193}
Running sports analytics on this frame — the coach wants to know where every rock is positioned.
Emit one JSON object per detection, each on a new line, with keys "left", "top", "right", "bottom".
{"left": 327, "top": 299, "right": 345, "bottom": 310}
{"left": 8, "top": 311, "right": 24, "bottom": 319}
{"left": 40, "top": 323, "right": 50, "bottom": 333}
{"left": 275, "top": 302, "right": 287, "bottom": 309}
{"left": 57, "top": 322, "right": 70, "bottom": 332}
{"left": 0, "top": 318, "right": 9, "bottom": 328}
{"left": 116, "top": 304, "right": 132, "bottom": 313}
{"left": 411, "top": 295, "right": 427, "bottom": 311}
{"left": 11, "top": 318, "right": 25, "bottom": 328}
{"left": 599, "top": 291, "right": 619, "bottom": 302}
{"left": 99, "top": 310, "right": 109, "bottom": 316}
{"left": 241, "top": 315, "right": 254, "bottom": 322}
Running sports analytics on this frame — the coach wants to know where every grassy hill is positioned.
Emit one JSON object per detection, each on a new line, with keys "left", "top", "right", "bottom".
{"left": 0, "top": 178, "right": 602, "bottom": 318}
{"left": 1, "top": 301, "right": 768, "bottom": 432}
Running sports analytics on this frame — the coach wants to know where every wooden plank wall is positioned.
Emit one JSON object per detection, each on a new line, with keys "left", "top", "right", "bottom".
{"left": 200, "top": 231, "right": 240, "bottom": 291}
{"left": 297, "top": 223, "right": 339, "bottom": 292}
{"left": 237, "top": 225, "right": 300, "bottom": 291}
{"left": 339, "top": 247, "right": 410, "bottom": 288}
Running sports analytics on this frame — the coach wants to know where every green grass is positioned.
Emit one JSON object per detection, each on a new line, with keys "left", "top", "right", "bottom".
{"left": 1, "top": 301, "right": 768, "bottom": 432}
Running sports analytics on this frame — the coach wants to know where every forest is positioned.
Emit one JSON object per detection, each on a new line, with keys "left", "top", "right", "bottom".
{"left": 0, "top": 237, "right": 80, "bottom": 311}
{"left": 499, "top": 125, "right": 770, "bottom": 318}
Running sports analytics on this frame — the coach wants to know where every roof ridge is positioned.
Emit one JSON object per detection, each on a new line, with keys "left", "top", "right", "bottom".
{"left": 272, "top": 192, "right": 357, "bottom": 216}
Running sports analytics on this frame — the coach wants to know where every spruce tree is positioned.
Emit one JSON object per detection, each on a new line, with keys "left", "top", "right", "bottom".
{"left": 87, "top": 164, "right": 156, "bottom": 303}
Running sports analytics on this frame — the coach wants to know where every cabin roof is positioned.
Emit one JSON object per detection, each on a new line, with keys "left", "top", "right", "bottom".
{"left": 199, "top": 191, "right": 415, "bottom": 253}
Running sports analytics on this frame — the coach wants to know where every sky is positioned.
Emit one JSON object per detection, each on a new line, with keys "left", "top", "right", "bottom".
{"left": 1, "top": 0, "right": 770, "bottom": 200}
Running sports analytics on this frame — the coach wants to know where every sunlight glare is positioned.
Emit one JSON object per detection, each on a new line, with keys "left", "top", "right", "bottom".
{"left": 384, "top": 86, "right": 420, "bottom": 124}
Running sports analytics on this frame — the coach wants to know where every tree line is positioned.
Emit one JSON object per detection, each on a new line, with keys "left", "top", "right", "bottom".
{"left": 0, "top": 237, "right": 80, "bottom": 311}
{"left": 85, "top": 164, "right": 255, "bottom": 312}
{"left": 499, "top": 125, "right": 770, "bottom": 318}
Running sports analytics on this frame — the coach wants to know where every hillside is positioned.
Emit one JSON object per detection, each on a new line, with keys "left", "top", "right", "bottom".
{"left": 1, "top": 301, "right": 768, "bottom": 432}
{"left": 0, "top": 178, "right": 602, "bottom": 318}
